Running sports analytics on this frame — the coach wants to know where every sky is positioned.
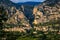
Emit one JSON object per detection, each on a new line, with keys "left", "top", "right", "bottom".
{"left": 11, "top": 0, "right": 45, "bottom": 3}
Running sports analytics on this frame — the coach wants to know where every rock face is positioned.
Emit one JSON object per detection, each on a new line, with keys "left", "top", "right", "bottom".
{"left": 0, "top": 0, "right": 32, "bottom": 32}
{"left": 7, "top": 7, "right": 31, "bottom": 28}
{"left": 33, "top": 0, "right": 60, "bottom": 24}
{"left": 32, "top": 0, "right": 60, "bottom": 32}
{"left": 33, "top": 6, "right": 47, "bottom": 24}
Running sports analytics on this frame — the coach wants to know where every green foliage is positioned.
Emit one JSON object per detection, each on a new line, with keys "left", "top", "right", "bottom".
{"left": 30, "top": 19, "right": 60, "bottom": 40}
{"left": 0, "top": 5, "right": 8, "bottom": 40}
{"left": 0, "top": 30, "right": 59, "bottom": 40}
{"left": 46, "top": 31, "right": 60, "bottom": 40}
{"left": 16, "top": 36, "right": 38, "bottom": 40}
{"left": 0, "top": 5, "right": 8, "bottom": 29}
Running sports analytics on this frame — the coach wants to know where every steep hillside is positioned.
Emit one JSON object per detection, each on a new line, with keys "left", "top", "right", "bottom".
{"left": 33, "top": 0, "right": 60, "bottom": 32}
{"left": 33, "top": 0, "right": 60, "bottom": 23}
{"left": 1, "top": 0, "right": 60, "bottom": 33}
{"left": 0, "top": 0, "right": 31, "bottom": 31}
{"left": 0, "top": 0, "right": 60, "bottom": 40}
{"left": 18, "top": 2, "right": 42, "bottom": 27}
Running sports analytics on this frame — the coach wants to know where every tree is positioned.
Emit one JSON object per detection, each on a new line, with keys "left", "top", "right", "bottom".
{"left": 0, "top": 5, "right": 8, "bottom": 30}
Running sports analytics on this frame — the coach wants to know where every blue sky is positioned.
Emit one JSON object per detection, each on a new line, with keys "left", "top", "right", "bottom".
{"left": 11, "top": 0, "right": 45, "bottom": 3}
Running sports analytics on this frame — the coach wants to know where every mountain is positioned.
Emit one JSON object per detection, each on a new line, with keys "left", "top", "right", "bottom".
{"left": 0, "top": 0, "right": 32, "bottom": 29}
{"left": 17, "top": 2, "right": 42, "bottom": 6}
{"left": 32, "top": 0, "right": 60, "bottom": 31}
{"left": 43, "top": 0, "right": 60, "bottom": 6}
{"left": 0, "top": 0, "right": 20, "bottom": 8}
{"left": 1, "top": 0, "right": 60, "bottom": 33}
{"left": 17, "top": 2, "right": 42, "bottom": 27}
{"left": 1, "top": 0, "right": 60, "bottom": 40}
{"left": 0, "top": 0, "right": 43, "bottom": 28}
{"left": 33, "top": 0, "right": 60, "bottom": 23}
